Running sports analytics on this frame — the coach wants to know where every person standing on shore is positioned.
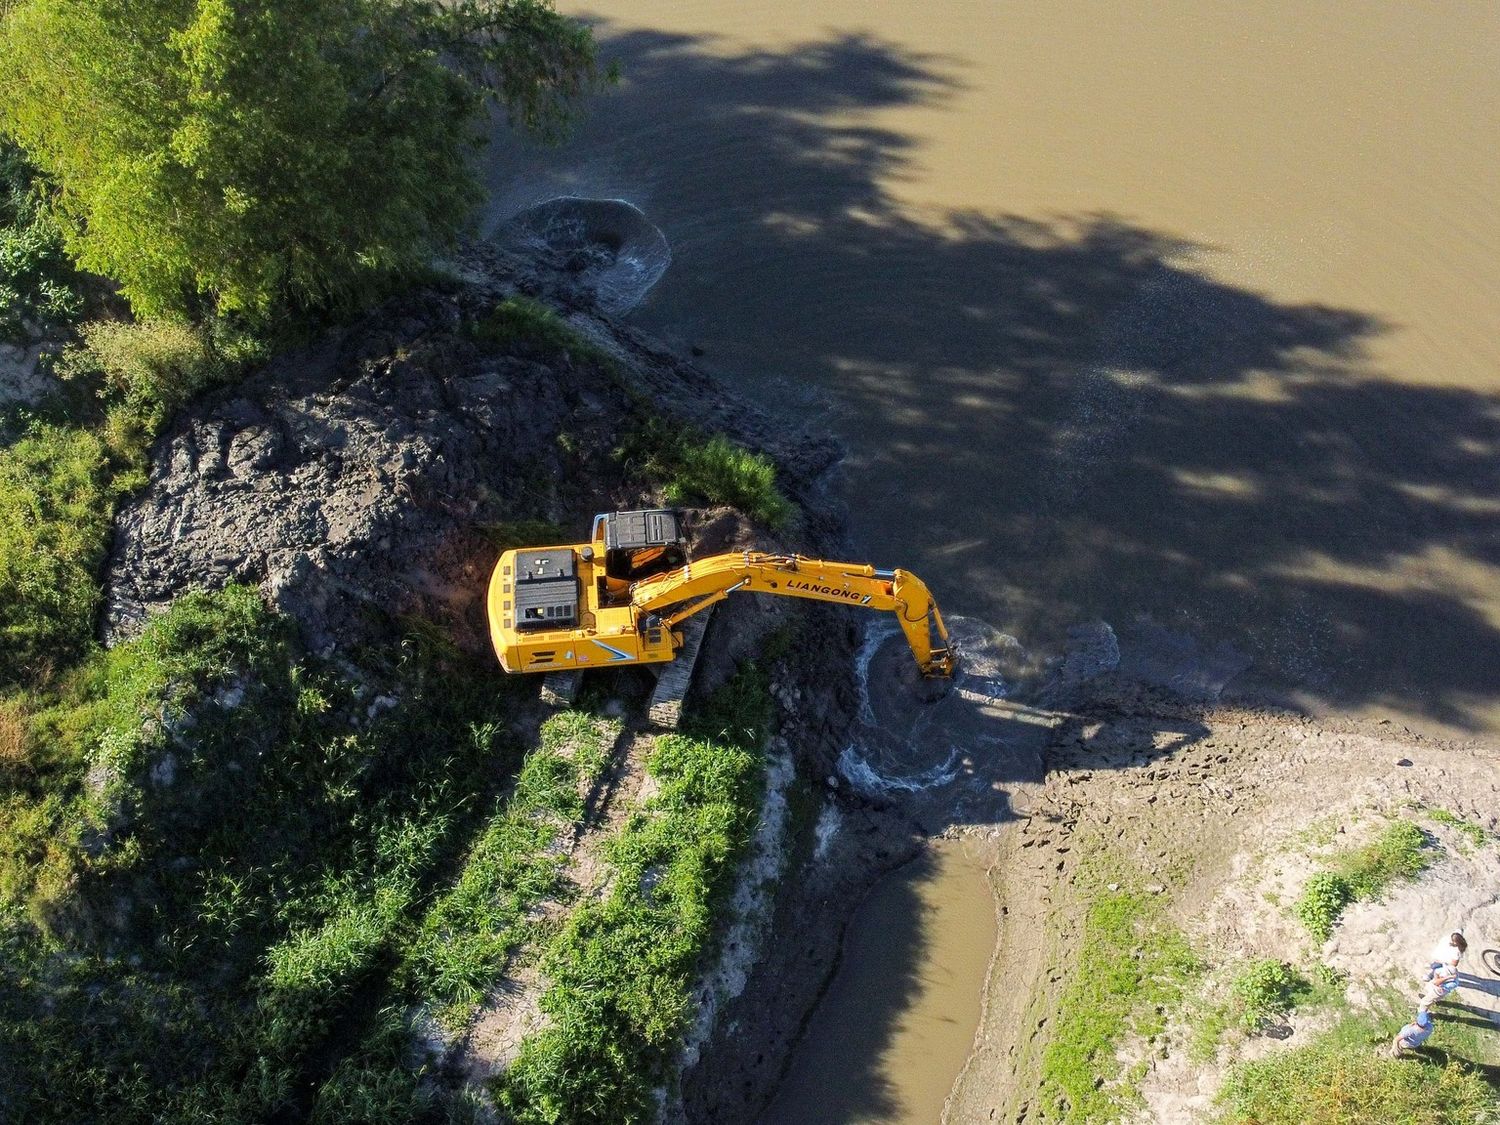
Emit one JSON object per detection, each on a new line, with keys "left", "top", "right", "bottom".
{"left": 1390, "top": 1009, "right": 1435, "bottom": 1058}
{"left": 1426, "top": 931, "right": 1467, "bottom": 978}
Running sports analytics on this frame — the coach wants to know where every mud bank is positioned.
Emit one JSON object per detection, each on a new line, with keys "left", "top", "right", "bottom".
{"left": 98, "top": 232, "right": 893, "bottom": 1117}
{"left": 678, "top": 618, "right": 1500, "bottom": 1124}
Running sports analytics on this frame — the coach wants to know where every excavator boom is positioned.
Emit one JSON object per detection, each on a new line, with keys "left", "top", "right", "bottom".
{"left": 487, "top": 511, "right": 955, "bottom": 679}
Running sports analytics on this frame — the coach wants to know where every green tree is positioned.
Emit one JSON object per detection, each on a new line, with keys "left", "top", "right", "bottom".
{"left": 0, "top": 141, "right": 85, "bottom": 341}
{"left": 0, "top": 0, "right": 601, "bottom": 318}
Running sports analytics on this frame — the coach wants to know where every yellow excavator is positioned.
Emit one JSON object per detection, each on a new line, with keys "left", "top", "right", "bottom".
{"left": 487, "top": 510, "right": 955, "bottom": 701}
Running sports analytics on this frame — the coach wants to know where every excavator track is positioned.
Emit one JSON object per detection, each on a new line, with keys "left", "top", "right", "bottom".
{"left": 540, "top": 669, "right": 583, "bottom": 707}
{"left": 647, "top": 609, "right": 713, "bottom": 729}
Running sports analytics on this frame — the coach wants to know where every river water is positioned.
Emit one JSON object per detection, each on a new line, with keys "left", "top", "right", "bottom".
{"left": 484, "top": 3, "right": 1500, "bottom": 1119}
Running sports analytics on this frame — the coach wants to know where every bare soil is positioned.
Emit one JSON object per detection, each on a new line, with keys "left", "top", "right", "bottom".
{"left": 943, "top": 684, "right": 1500, "bottom": 1124}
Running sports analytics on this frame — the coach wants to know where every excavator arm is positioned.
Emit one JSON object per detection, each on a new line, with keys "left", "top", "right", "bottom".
{"left": 629, "top": 552, "right": 955, "bottom": 677}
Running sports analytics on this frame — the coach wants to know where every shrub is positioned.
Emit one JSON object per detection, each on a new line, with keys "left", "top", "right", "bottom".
{"left": 0, "top": 141, "right": 85, "bottom": 341}
{"left": 57, "top": 318, "right": 230, "bottom": 429}
{"left": 1295, "top": 871, "right": 1354, "bottom": 942}
{"left": 1230, "top": 959, "right": 1311, "bottom": 1031}
{"left": 614, "top": 418, "right": 793, "bottom": 529}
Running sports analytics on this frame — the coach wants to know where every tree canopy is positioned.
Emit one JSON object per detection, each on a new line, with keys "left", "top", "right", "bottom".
{"left": 0, "top": 0, "right": 602, "bottom": 317}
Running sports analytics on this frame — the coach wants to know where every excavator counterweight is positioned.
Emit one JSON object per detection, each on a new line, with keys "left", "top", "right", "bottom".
{"left": 487, "top": 509, "right": 955, "bottom": 682}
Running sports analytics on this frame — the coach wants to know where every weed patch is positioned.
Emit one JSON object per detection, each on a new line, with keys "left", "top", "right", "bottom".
{"left": 0, "top": 423, "right": 118, "bottom": 681}
{"left": 470, "top": 296, "right": 613, "bottom": 367}
{"left": 1295, "top": 820, "right": 1432, "bottom": 940}
{"left": 1424, "top": 807, "right": 1489, "bottom": 851}
{"left": 614, "top": 417, "right": 793, "bottom": 528}
{"left": 0, "top": 316, "right": 257, "bottom": 688}
{"left": 1038, "top": 872, "right": 1201, "bottom": 1122}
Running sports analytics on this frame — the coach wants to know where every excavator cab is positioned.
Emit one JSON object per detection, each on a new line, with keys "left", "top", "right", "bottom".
{"left": 593, "top": 509, "right": 687, "bottom": 603}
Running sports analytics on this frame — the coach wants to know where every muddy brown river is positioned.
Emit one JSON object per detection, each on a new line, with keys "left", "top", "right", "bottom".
{"left": 486, "top": 3, "right": 1500, "bottom": 1119}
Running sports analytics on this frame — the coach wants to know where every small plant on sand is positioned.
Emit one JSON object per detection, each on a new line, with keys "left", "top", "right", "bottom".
{"left": 1295, "top": 872, "right": 1354, "bottom": 941}
{"left": 1230, "top": 959, "right": 1311, "bottom": 1031}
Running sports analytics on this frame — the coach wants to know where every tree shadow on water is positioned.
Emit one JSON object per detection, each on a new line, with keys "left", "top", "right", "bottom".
{"left": 485, "top": 23, "right": 1500, "bottom": 734}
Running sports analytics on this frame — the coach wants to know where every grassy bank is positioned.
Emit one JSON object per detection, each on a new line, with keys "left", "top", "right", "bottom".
{"left": 1217, "top": 1000, "right": 1498, "bottom": 1125}
{"left": 0, "top": 317, "right": 254, "bottom": 685}
{"left": 0, "top": 585, "right": 543, "bottom": 1122}
{"left": 1037, "top": 859, "right": 1201, "bottom": 1123}
{"left": 498, "top": 664, "right": 773, "bottom": 1124}
{"left": 2, "top": 578, "right": 785, "bottom": 1123}
{"left": 403, "top": 709, "right": 620, "bottom": 1028}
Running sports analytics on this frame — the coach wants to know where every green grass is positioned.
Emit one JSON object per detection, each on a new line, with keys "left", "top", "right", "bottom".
{"left": 0, "top": 316, "right": 252, "bottom": 688}
{"left": 0, "top": 585, "right": 538, "bottom": 1122}
{"left": 614, "top": 416, "right": 793, "bottom": 529}
{"left": 1216, "top": 1000, "right": 1499, "bottom": 1124}
{"left": 1424, "top": 807, "right": 1490, "bottom": 852}
{"left": 1037, "top": 871, "right": 1202, "bottom": 1122}
{"left": 469, "top": 295, "right": 613, "bottom": 367}
{"left": 497, "top": 665, "right": 772, "bottom": 1125}
{"left": 1295, "top": 820, "right": 1433, "bottom": 940}
{"left": 0, "top": 422, "right": 120, "bottom": 683}
{"left": 403, "top": 710, "right": 619, "bottom": 1026}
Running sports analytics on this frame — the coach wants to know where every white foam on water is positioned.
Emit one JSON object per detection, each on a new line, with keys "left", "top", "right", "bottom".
{"left": 852, "top": 618, "right": 900, "bottom": 727}
{"left": 838, "top": 615, "right": 1025, "bottom": 794}
{"left": 836, "top": 742, "right": 962, "bottom": 795}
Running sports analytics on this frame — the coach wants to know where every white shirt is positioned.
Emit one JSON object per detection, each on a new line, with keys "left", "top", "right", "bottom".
{"left": 1429, "top": 937, "right": 1463, "bottom": 967}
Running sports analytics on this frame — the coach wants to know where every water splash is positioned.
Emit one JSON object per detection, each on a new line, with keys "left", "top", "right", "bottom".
{"left": 836, "top": 615, "right": 1023, "bottom": 794}
{"left": 494, "top": 197, "right": 671, "bottom": 314}
{"left": 837, "top": 742, "right": 963, "bottom": 795}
